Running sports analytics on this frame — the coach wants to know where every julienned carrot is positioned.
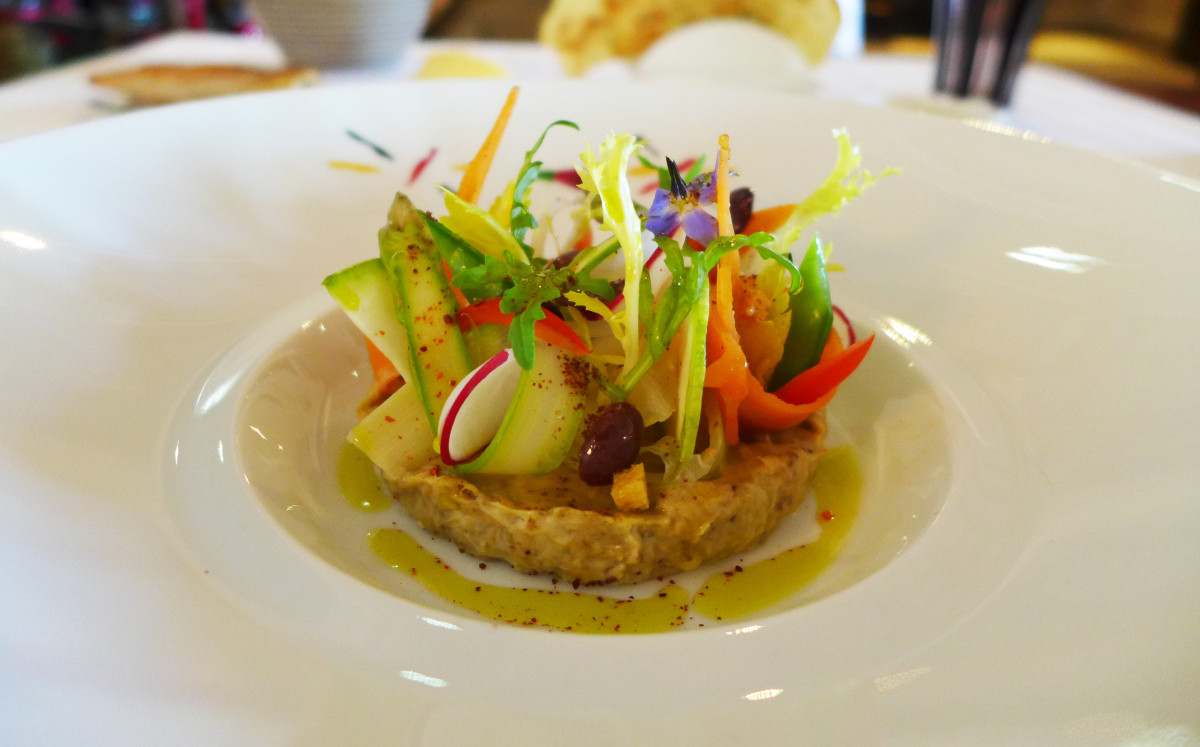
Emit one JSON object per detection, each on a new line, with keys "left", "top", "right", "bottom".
{"left": 441, "top": 259, "right": 468, "bottom": 306}
{"left": 457, "top": 297, "right": 591, "bottom": 355}
{"left": 456, "top": 86, "right": 520, "bottom": 205}
{"left": 365, "top": 336, "right": 402, "bottom": 389}
{"left": 571, "top": 223, "right": 593, "bottom": 251}
{"left": 742, "top": 203, "right": 799, "bottom": 235}
{"left": 737, "top": 330, "right": 873, "bottom": 432}
{"left": 703, "top": 133, "right": 749, "bottom": 444}
{"left": 739, "top": 376, "right": 838, "bottom": 432}
{"left": 714, "top": 134, "right": 741, "bottom": 282}
{"left": 737, "top": 331, "right": 841, "bottom": 431}
{"left": 704, "top": 262, "right": 749, "bottom": 445}
{"left": 705, "top": 133, "right": 872, "bottom": 439}
{"left": 716, "top": 135, "right": 734, "bottom": 238}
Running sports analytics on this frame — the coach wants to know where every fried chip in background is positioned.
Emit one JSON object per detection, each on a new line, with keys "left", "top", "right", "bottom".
{"left": 539, "top": 0, "right": 842, "bottom": 75}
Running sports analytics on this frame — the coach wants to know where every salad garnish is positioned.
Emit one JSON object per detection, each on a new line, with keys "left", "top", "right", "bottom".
{"left": 325, "top": 86, "right": 891, "bottom": 489}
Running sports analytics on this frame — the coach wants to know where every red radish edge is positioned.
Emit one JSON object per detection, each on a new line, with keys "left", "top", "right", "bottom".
{"left": 832, "top": 304, "right": 856, "bottom": 346}
{"left": 438, "top": 349, "right": 512, "bottom": 465}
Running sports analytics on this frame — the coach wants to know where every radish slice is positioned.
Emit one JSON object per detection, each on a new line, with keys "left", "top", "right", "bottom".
{"left": 831, "top": 304, "right": 856, "bottom": 346}
{"left": 454, "top": 341, "right": 588, "bottom": 475}
{"left": 437, "top": 349, "right": 521, "bottom": 465}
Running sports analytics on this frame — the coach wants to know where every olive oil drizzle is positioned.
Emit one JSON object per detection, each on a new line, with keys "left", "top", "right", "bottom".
{"left": 370, "top": 529, "right": 690, "bottom": 633}
{"left": 342, "top": 445, "right": 862, "bottom": 632}
{"left": 336, "top": 441, "right": 392, "bottom": 512}
{"left": 692, "top": 446, "right": 862, "bottom": 621}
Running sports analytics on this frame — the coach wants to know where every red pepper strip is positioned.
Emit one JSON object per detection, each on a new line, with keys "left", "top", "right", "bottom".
{"left": 456, "top": 297, "right": 591, "bottom": 355}
{"left": 774, "top": 333, "right": 874, "bottom": 405}
{"left": 737, "top": 331, "right": 873, "bottom": 432}
{"left": 742, "top": 203, "right": 799, "bottom": 235}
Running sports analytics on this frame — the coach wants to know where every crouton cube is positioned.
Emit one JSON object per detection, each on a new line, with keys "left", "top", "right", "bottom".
{"left": 611, "top": 462, "right": 649, "bottom": 511}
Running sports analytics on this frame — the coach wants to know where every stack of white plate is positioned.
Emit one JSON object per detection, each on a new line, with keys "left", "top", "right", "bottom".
{"left": 251, "top": 0, "right": 431, "bottom": 69}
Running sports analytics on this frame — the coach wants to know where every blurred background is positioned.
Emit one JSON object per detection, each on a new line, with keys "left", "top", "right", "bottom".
{"left": 1, "top": 0, "right": 1197, "bottom": 111}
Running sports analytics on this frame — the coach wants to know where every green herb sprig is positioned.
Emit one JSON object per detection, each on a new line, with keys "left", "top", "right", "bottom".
{"left": 453, "top": 252, "right": 612, "bottom": 370}
{"left": 510, "top": 120, "right": 579, "bottom": 259}
{"left": 610, "top": 231, "right": 776, "bottom": 398}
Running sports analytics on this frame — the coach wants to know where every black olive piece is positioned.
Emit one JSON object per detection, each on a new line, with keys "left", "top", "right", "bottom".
{"left": 552, "top": 248, "right": 581, "bottom": 269}
{"left": 730, "top": 187, "right": 754, "bottom": 235}
{"left": 578, "top": 402, "right": 644, "bottom": 486}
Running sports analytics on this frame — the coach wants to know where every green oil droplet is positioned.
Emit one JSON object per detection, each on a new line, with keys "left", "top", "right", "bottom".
{"left": 369, "top": 528, "right": 690, "bottom": 634}
{"left": 337, "top": 441, "right": 391, "bottom": 512}
{"left": 691, "top": 446, "right": 862, "bottom": 622}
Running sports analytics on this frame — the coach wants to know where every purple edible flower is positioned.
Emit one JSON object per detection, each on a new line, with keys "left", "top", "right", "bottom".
{"left": 645, "top": 157, "right": 718, "bottom": 247}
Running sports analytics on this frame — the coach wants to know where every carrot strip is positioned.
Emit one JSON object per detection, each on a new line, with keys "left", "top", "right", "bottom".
{"left": 737, "top": 330, "right": 872, "bottom": 432}
{"left": 457, "top": 297, "right": 591, "bottom": 355}
{"left": 441, "top": 259, "right": 468, "bottom": 307}
{"left": 701, "top": 134, "right": 751, "bottom": 443}
{"left": 365, "top": 336, "right": 402, "bottom": 390}
{"left": 704, "top": 135, "right": 871, "bottom": 436}
{"left": 716, "top": 134, "right": 733, "bottom": 237}
{"left": 701, "top": 133, "right": 750, "bottom": 443}
{"left": 715, "top": 134, "right": 740, "bottom": 281}
{"left": 456, "top": 86, "right": 519, "bottom": 205}
{"left": 742, "top": 203, "right": 799, "bottom": 235}
{"left": 570, "top": 223, "right": 593, "bottom": 251}
{"left": 739, "top": 377, "right": 838, "bottom": 432}
{"left": 704, "top": 261, "right": 748, "bottom": 444}
{"left": 737, "top": 332, "right": 843, "bottom": 432}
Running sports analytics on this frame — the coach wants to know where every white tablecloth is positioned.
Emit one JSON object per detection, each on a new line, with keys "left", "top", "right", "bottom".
{"left": 2, "top": 31, "right": 1199, "bottom": 181}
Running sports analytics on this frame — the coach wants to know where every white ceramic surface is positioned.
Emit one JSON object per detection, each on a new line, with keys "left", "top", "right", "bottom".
{"left": 167, "top": 292, "right": 958, "bottom": 629}
{"left": 635, "top": 19, "right": 815, "bottom": 92}
{"left": 1, "top": 80, "right": 1197, "bottom": 744}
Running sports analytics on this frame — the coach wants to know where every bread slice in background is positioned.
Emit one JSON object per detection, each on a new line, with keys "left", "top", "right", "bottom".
{"left": 90, "top": 65, "right": 319, "bottom": 106}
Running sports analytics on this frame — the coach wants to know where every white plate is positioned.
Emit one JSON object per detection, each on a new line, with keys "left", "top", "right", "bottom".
{"left": 2, "top": 81, "right": 1197, "bottom": 744}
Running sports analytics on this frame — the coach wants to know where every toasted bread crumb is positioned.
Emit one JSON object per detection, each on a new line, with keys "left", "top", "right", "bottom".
{"left": 611, "top": 462, "right": 649, "bottom": 512}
